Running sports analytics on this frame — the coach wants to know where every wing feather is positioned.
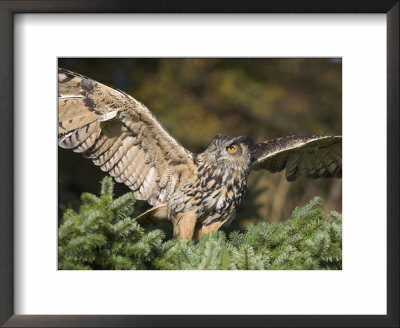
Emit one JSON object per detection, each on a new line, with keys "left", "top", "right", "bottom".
{"left": 250, "top": 135, "right": 342, "bottom": 182}
{"left": 58, "top": 68, "right": 195, "bottom": 206}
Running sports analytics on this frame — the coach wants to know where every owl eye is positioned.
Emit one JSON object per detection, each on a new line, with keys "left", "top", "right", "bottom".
{"left": 213, "top": 144, "right": 217, "bottom": 150}
{"left": 226, "top": 145, "right": 236, "bottom": 152}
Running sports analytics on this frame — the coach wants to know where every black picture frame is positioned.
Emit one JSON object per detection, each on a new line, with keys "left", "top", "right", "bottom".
{"left": 0, "top": 1, "right": 398, "bottom": 327}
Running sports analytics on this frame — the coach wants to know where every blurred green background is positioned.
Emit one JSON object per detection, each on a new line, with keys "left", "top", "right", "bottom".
{"left": 58, "top": 58, "right": 342, "bottom": 233}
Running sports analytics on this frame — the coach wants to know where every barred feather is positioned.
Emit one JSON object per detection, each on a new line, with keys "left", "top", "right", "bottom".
{"left": 250, "top": 135, "right": 342, "bottom": 181}
{"left": 58, "top": 68, "right": 195, "bottom": 208}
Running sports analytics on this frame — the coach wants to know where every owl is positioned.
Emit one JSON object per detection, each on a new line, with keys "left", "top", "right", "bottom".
{"left": 58, "top": 68, "right": 342, "bottom": 240}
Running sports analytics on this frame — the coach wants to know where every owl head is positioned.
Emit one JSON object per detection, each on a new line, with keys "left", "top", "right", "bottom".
{"left": 198, "top": 135, "right": 254, "bottom": 169}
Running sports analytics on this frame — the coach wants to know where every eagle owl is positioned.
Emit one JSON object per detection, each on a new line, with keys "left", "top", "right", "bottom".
{"left": 58, "top": 68, "right": 342, "bottom": 240}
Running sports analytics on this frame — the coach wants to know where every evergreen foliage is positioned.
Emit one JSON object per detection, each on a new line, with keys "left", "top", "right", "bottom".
{"left": 58, "top": 177, "right": 164, "bottom": 269}
{"left": 59, "top": 177, "right": 342, "bottom": 270}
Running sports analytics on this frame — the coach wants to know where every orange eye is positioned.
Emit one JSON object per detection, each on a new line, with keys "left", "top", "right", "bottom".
{"left": 213, "top": 145, "right": 217, "bottom": 150}
{"left": 226, "top": 145, "right": 235, "bottom": 152}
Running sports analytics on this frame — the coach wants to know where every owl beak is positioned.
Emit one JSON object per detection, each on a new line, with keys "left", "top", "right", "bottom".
{"left": 215, "top": 150, "right": 222, "bottom": 160}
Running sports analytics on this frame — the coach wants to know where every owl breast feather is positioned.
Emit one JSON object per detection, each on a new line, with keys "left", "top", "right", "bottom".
{"left": 194, "top": 163, "right": 249, "bottom": 225}
{"left": 167, "top": 160, "right": 249, "bottom": 226}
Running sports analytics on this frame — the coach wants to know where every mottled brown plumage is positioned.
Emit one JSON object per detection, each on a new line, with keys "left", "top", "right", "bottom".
{"left": 58, "top": 68, "right": 342, "bottom": 240}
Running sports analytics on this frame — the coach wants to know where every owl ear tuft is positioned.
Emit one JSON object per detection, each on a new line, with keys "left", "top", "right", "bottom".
{"left": 235, "top": 136, "right": 254, "bottom": 147}
{"left": 212, "top": 134, "right": 222, "bottom": 141}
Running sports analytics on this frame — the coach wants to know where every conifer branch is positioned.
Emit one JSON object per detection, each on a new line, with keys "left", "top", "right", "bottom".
{"left": 59, "top": 178, "right": 342, "bottom": 270}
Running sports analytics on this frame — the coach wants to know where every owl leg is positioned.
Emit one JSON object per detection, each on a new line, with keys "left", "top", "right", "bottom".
{"left": 172, "top": 212, "right": 197, "bottom": 240}
{"left": 193, "top": 219, "right": 227, "bottom": 240}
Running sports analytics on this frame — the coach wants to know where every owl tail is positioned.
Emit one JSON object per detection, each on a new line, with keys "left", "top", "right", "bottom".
{"left": 134, "top": 203, "right": 169, "bottom": 227}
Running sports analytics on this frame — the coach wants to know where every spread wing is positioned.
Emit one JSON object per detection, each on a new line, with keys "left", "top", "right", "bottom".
{"left": 250, "top": 136, "right": 341, "bottom": 182}
{"left": 58, "top": 68, "right": 195, "bottom": 206}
